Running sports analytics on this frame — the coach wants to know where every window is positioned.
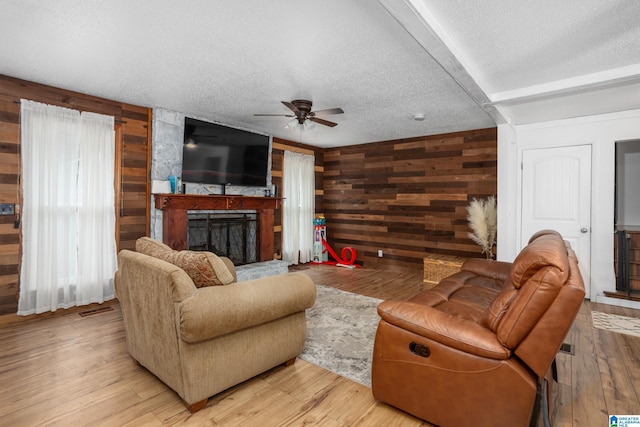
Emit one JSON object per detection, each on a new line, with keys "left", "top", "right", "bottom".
{"left": 18, "top": 100, "right": 117, "bottom": 315}
{"left": 282, "top": 151, "right": 315, "bottom": 264}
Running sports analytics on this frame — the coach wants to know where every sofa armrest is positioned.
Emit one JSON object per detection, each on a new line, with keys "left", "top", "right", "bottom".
{"left": 377, "top": 300, "right": 510, "bottom": 360}
{"left": 178, "top": 272, "right": 316, "bottom": 343}
{"left": 461, "top": 258, "right": 512, "bottom": 281}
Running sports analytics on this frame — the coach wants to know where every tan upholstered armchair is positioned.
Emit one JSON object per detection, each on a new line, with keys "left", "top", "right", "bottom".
{"left": 371, "top": 230, "right": 585, "bottom": 426}
{"left": 114, "top": 238, "right": 316, "bottom": 413}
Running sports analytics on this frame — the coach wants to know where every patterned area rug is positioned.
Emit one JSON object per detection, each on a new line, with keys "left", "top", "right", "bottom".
{"left": 300, "top": 285, "right": 382, "bottom": 387}
{"left": 592, "top": 311, "right": 640, "bottom": 338}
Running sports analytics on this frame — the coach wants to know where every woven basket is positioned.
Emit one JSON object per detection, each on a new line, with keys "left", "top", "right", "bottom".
{"left": 423, "top": 254, "right": 465, "bottom": 285}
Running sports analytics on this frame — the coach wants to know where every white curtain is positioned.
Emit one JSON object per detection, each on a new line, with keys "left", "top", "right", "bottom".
{"left": 282, "top": 151, "right": 315, "bottom": 265}
{"left": 18, "top": 100, "right": 117, "bottom": 315}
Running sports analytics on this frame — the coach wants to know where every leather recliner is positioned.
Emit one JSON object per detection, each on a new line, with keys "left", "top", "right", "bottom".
{"left": 371, "top": 230, "right": 585, "bottom": 426}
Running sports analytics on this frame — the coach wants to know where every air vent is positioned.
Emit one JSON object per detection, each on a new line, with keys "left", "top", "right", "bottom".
{"left": 558, "top": 342, "right": 574, "bottom": 355}
{"left": 78, "top": 306, "right": 114, "bottom": 317}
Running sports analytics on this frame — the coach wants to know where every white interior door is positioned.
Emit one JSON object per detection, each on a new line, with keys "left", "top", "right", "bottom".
{"left": 521, "top": 145, "right": 592, "bottom": 298}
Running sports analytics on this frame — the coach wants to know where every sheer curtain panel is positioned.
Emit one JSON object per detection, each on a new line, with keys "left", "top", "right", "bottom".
{"left": 282, "top": 151, "right": 315, "bottom": 265}
{"left": 18, "top": 100, "right": 117, "bottom": 315}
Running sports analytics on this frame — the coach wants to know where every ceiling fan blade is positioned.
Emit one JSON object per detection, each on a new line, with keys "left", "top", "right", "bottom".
{"left": 309, "top": 117, "right": 338, "bottom": 127}
{"left": 312, "top": 107, "right": 344, "bottom": 115}
{"left": 281, "top": 101, "right": 299, "bottom": 114}
{"left": 254, "top": 114, "right": 295, "bottom": 117}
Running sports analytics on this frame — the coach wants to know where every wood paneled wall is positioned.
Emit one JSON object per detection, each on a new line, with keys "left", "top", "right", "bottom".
{"left": 270, "top": 137, "right": 324, "bottom": 259}
{"left": 0, "top": 74, "right": 494, "bottom": 313}
{"left": 0, "top": 75, "right": 151, "bottom": 315}
{"left": 323, "top": 128, "right": 497, "bottom": 271}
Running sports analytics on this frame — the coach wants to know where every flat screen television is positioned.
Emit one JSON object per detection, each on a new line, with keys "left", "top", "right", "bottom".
{"left": 182, "top": 117, "right": 270, "bottom": 187}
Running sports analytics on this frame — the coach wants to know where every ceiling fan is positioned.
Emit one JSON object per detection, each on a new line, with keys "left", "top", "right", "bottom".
{"left": 254, "top": 99, "right": 344, "bottom": 128}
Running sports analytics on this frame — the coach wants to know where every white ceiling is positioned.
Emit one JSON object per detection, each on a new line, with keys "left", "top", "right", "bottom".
{"left": 1, "top": 0, "right": 639, "bottom": 147}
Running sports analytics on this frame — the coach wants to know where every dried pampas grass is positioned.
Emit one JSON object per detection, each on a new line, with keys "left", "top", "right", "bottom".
{"left": 466, "top": 196, "right": 497, "bottom": 259}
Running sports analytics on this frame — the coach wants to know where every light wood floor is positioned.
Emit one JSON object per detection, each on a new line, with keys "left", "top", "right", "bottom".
{"left": 0, "top": 264, "right": 638, "bottom": 426}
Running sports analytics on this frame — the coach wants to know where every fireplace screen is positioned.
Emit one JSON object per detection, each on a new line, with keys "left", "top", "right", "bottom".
{"left": 187, "top": 213, "right": 258, "bottom": 265}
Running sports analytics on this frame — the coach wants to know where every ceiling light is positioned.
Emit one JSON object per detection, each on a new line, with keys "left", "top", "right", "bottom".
{"left": 304, "top": 120, "right": 315, "bottom": 131}
{"left": 285, "top": 118, "right": 299, "bottom": 129}
{"left": 413, "top": 114, "right": 425, "bottom": 121}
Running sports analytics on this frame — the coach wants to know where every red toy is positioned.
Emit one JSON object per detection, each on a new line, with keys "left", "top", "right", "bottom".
{"left": 312, "top": 238, "right": 358, "bottom": 268}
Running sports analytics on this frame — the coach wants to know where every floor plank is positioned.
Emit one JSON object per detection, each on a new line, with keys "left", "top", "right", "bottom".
{"left": 0, "top": 264, "right": 638, "bottom": 426}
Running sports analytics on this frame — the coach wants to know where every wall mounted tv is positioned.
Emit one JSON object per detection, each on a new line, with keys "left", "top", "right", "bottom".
{"left": 182, "top": 117, "right": 270, "bottom": 187}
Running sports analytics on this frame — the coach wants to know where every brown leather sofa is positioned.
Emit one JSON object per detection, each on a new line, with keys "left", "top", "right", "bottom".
{"left": 371, "top": 230, "right": 585, "bottom": 427}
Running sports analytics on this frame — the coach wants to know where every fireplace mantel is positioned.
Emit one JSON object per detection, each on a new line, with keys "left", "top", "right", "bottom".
{"left": 154, "top": 194, "right": 281, "bottom": 261}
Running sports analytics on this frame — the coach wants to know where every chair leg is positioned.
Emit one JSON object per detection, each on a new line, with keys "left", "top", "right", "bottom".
{"left": 283, "top": 357, "right": 296, "bottom": 367}
{"left": 184, "top": 398, "right": 208, "bottom": 413}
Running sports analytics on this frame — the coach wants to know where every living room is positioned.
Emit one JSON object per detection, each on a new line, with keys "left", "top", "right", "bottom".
{"left": 1, "top": 1, "right": 640, "bottom": 426}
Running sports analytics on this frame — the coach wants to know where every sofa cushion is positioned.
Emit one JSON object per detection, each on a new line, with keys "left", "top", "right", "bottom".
{"left": 409, "top": 272, "right": 501, "bottom": 325}
{"left": 494, "top": 233, "right": 568, "bottom": 348}
{"left": 509, "top": 233, "right": 568, "bottom": 289}
{"left": 483, "top": 284, "right": 518, "bottom": 331}
{"left": 135, "top": 237, "right": 234, "bottom": 287}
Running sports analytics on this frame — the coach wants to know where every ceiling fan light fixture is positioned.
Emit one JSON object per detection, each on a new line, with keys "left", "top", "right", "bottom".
{"left": 257, "top": 99, "right": 343, "bottom": 130}
{"left": 304, "top": 120, "right": 315, "bottom": 130}
{"left": 285, "top": 118, "right": 299, "bottom": 129}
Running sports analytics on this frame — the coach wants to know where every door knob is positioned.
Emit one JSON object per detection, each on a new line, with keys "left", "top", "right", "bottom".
{"left": 580, "top": 227, "right": 589, "bottom": 233}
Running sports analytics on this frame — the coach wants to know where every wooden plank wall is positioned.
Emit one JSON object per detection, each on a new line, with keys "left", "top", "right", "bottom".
{"left": 323, "top": 128, "right": 497, "bottom": 271}
{"left": 270, "top": 137, "right": 324, "bottom": 259}
{"left": 0, "top": 75, "right": 151, "bottom": 315}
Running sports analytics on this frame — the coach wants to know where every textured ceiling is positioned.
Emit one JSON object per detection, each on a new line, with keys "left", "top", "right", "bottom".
{"left": 422, "top": 0, "right": 640, "bottom": 92}
{"left": 1, "top": 0, "right": 638, "bottom": 147}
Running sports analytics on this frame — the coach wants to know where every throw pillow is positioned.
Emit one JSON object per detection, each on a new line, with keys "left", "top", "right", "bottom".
{"left": 135, "top": 237, "right": 172, "bottom": 257}
{"left": 134, "top": 237, "right": 234, "bottom": 287}
{"left": 155, "top": 250, "right": 235, "bottom": 287}
{"left": 202, "top": 252, "right": 235, "bottom": 285}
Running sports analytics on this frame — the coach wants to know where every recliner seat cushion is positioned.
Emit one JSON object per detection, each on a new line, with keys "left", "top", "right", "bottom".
{"left": 408, "top": 271, "right": 503, "bottom": 324}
